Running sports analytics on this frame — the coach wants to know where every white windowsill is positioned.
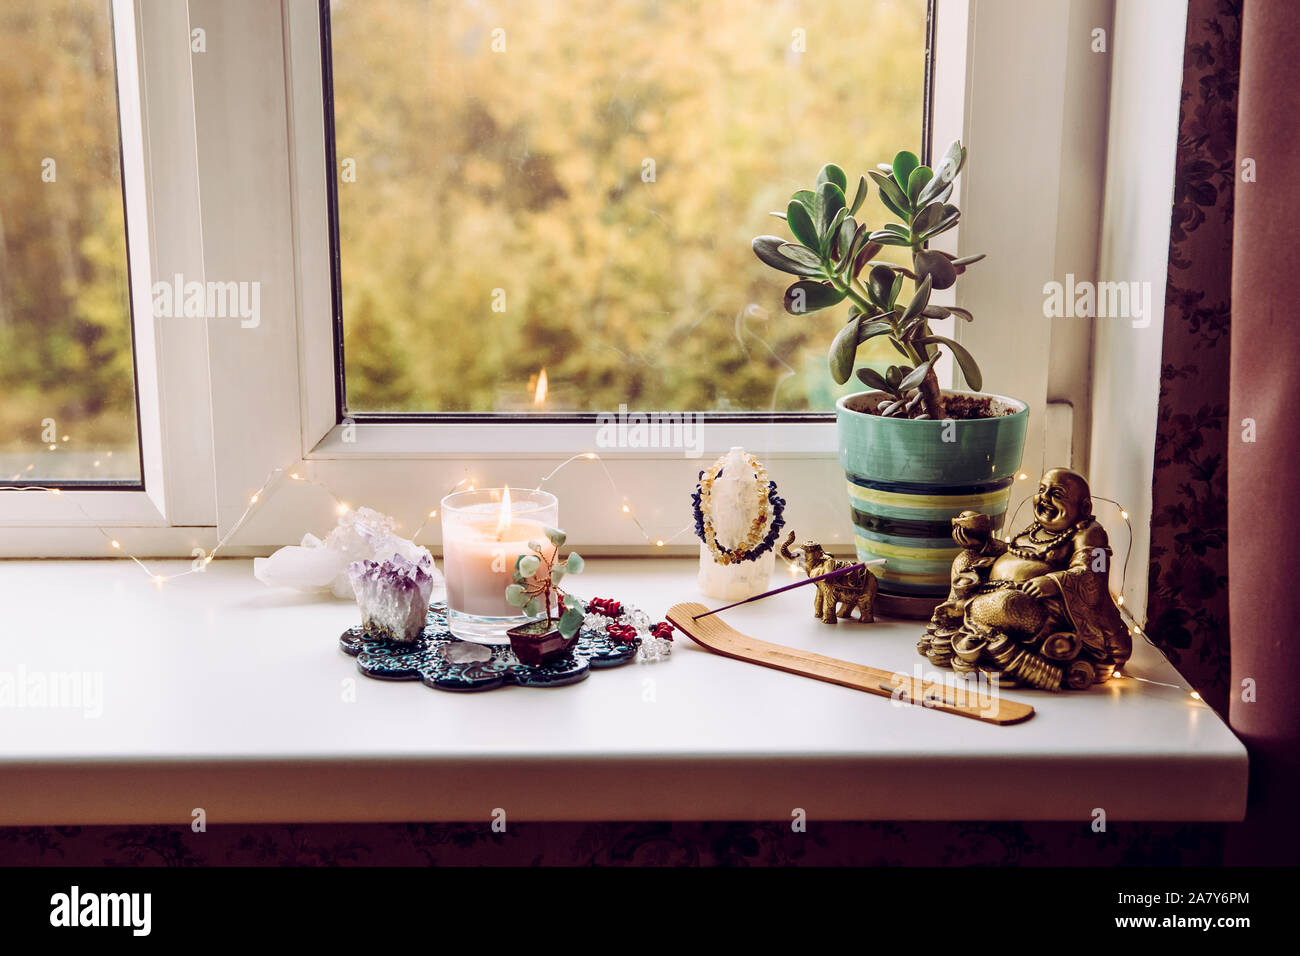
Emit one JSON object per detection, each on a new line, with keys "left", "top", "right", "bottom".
{"left": 309, "top": 421, "right": 839, "bottom": 461}
{"left": 0, "top": 557, "right": 1246, "bottom": 824}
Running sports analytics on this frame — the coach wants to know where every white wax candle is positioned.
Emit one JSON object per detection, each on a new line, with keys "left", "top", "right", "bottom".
{"left": 443, "top": 517, "right": 553, "bottom": 617}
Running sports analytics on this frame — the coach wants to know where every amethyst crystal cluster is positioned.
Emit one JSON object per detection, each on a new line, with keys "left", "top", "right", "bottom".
{"left": 347, "top": 553, "right": 436, "bottom": 643}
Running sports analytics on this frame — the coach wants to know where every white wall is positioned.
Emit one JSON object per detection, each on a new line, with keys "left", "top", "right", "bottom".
{"left": 1046, "top": 0, "right": 1113, "bottom": 474}
{"left": 1088, "top": 0, "right": 1188, "bottom": 615}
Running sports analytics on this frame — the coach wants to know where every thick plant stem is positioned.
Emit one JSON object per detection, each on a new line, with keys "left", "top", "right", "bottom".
{"left": 903, "top": 253, "right": 947, "bottom": 419}
{"left": 838, "top": 281, "right": 874, "bottom": 317}
{"left": 833, "top": 273, "right": 944, "bottom": 418}
{"left": 918, "top": 367, "right": 945, "bottom": 419}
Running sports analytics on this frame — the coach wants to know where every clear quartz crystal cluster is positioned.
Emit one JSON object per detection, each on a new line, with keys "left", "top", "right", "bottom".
{"left": 348, "top": 553, "right": 436, "bottom": 643}
{"left": 254, "top": 506, "right": 441, "bottom": 599}
{"left": 638, "top": 633, "right": 673, "bottom": 663}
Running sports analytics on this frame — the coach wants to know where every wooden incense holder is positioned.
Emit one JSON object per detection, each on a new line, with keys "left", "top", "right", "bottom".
{"left": 666, "top": 602, "right": 1034, "bottom": 726}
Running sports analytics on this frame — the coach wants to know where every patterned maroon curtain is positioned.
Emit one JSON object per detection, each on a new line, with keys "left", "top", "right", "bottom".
{"left": 1145, "top": 0, "right": 1238, "bottom": 716}
{"left": 1149, "top": 0, "right": 1300, "bottom": 862}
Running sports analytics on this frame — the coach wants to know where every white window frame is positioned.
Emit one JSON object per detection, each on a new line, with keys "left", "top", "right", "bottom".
{"left": 245, "top": 0, "right": 1101, "bottom": 554}
{"left": 3, "top": 0, "right": 1118, "bottom": 559}
{"left": 0, "top": 0, "right": 216, "bottom": 557}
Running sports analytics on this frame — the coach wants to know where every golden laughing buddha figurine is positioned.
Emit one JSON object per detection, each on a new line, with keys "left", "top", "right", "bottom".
{"left": 919, "top": 468, "right": 1131, "bottom": 690}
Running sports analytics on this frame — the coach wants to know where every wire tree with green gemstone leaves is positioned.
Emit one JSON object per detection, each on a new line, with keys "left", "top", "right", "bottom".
{"left": 504, "top": 527, "right": 586, "bottom": 639}
{"left": 752, "top": 140, "right": 985, "bottom": 420}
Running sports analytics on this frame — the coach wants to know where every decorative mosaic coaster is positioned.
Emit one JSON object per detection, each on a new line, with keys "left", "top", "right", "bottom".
{"left": 339, "top": 602, "right": 640, "bottom": 692}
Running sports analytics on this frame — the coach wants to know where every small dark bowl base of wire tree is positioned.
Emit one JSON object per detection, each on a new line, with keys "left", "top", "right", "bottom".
{"left": 340, "top": 602, "right": 638, "bottom": 692}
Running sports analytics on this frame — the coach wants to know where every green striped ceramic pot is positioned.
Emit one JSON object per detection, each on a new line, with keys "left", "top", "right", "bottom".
{"left": 836, "top": 389, "right": 1028, "bottom": 599}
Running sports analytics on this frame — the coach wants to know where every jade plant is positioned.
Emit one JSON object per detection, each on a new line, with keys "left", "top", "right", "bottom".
{"left": 752, "top": 140, "right": 985, "bottom": 419}
{"left": 504, "top": 527, "right": 585, "bottom": 638}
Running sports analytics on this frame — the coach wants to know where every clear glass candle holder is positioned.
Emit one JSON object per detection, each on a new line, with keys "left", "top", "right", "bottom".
{"left": 440, "top": 487, "right": 559, "bottom": 644}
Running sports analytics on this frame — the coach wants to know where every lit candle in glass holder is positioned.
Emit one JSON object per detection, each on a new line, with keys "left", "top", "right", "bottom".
{"left": 440, "top": 486, "right": 559, "bottom": 644}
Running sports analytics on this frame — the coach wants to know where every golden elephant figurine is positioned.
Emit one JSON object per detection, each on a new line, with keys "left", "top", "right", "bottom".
{"left": 779, "top": 531, "right": 878, "bottom": 623}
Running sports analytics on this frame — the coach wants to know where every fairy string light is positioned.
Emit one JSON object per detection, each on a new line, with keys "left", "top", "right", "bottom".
{"left": 5, "top": 454, "right": 1203, "bottom": 703}
{"left": 533, "top": 452, "right": 694, "bottom": 548}
{"left": 1, "top": 451, "right": 694, "bottom": 584}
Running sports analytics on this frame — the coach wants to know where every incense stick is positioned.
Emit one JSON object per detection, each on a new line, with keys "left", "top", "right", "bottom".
{"left": 691, "top": 560, "right": 886, "bottom": 619}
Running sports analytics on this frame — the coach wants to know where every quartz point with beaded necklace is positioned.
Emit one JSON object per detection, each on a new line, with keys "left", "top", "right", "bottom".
{"left": 693, "top": 447, "right": 786, "bottom": 602}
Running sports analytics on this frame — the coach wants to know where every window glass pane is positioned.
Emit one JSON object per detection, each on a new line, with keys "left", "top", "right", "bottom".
{"left": 0, "top": 0, "right": 140, "bottom": 482}
{"left": 329, "top": 0, "right": 928, "bottom": 414}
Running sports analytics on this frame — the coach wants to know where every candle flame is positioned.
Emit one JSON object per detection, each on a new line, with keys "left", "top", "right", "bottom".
{"left": 533, "top": 369, "right": 548, "bottom": 406}
{"left": 496, "top": 485, "right": 512, "bottom": 535}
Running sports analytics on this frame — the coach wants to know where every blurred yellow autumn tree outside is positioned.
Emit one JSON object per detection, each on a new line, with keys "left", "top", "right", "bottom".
{"left": 330, "top": 0, "right": 928, "bottom": 413}
{"left": 0, "top": 0, "right": 927, "bottom": 481}
{"left": 0, "top": 0, "right": 138, "bottom": 480}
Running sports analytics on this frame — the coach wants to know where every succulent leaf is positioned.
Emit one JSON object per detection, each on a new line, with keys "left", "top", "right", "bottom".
{"left": 786, "top": 200, "right": 819, "bottom": 249}
{"left": 888, "top": 272, "right": 904, "bottom": 308}
{"left": 777, "top": 242, "right": 823, "bottom": 270}
{"left": 917, "top": 204, "right": 961, "bottom": 241}
{"left": 858, "top": 318, "right": 895, "bottom": 342}
{"left": 899, "top": 354, "right": 939, "bottom": 392}
{"left": 917, "top": 335, "right": 983, "bottom": 390}
{"left": 856, "top": 366, "right": 890, "bottom": 391}
{"left": 753, "top": 235, "right": 821, "bottom": 276}
{"left": 917, "top": 140, "right": 965, "bottom": 205}
{"left": 818, "top": 181, "right": 846, "bottom": 236}
{"left": 829, "top": 315, "right": 861, "bottom": 384}
{"left": 868, "top": 170, "right": 910, "bottom": 221}
{"left": 913, "top": 249, "right": 958, "bottom": 290}
{"left": 852, "top": 240, "right": 883, "bottom": 278}
{"left": 911, "top": 201, "right": 946, "bottom": 236}
{"left": 816, "top": 163, "right": 848, "bottom": 193}
{"left": 836, "top": 217, "right": 857, "bottom": 260}
{"left": 867, "top": 264, "right": 896, "bottom": 305}
{"left": 900, "top": 275, "right": 933, "bottom": 323}
{"left": 891, "top": 150, "right": 920, "bottom": 194}
{"left": 906, "top": 165, "right": 934, "bottom": 203}
{"left": 784, "top": 280, "right": 846, "bottom": 315}
{"left": 848, "top": 174, "right": 868, "bottom": 216}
